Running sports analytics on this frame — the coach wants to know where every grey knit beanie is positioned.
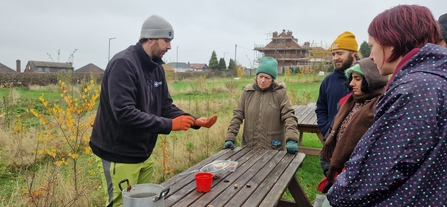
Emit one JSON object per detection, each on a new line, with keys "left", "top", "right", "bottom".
{"left": 439, "top": 13, "right": 447, "bottom": 43}
{"left": 140, "top": 15, "right": 174, "bottom": 39}
{"left": 355, "top": 58, "right": 388, "bottom": 91}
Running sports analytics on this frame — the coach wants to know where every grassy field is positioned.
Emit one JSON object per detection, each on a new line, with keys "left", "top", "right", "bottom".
{"left": 0, "top": 73, "right": 325, "bottom": 206}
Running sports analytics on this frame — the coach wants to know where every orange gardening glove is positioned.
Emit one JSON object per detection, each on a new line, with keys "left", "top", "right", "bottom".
{"left": 194, "top": 115, "right": 218, "bottom": 128}
{"left": 172, "top": 115, "right": 194, "bottom": 131}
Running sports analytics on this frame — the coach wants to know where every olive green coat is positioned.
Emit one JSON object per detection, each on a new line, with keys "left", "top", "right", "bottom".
{"left": 225, "top": 82, "right": 299, "bottom": 150}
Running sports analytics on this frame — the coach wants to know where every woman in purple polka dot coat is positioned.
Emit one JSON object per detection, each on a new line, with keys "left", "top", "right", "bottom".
{"left": 327, "top": 5, "right": 447, "bottom": 207}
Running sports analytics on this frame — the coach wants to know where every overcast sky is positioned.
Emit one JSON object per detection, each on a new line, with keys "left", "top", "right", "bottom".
{"left": 1, "top": 0, "right": 446, "bottom": 71}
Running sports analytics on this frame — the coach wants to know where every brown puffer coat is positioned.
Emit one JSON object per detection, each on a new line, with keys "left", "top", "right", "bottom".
{"left": 225, "top": 81, "right": 299, "bottom": 150}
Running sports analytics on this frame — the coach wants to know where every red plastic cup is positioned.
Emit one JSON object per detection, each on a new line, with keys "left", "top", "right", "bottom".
{"left": 195, "top": 172, "right": 213, "bottom": 193}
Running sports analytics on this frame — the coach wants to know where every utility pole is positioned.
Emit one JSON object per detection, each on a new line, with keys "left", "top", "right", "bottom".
{"left": 234, "top": 44, "right": 237, "bottom": 64}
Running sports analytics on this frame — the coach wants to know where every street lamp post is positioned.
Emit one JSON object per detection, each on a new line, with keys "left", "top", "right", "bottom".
{"left": 108, "top": 37, "right": 116, "bottom": 62}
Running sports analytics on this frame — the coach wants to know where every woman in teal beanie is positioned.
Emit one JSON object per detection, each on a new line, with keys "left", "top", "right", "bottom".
{"left": 223, "top": 57, "right": 299, "bottom": 154}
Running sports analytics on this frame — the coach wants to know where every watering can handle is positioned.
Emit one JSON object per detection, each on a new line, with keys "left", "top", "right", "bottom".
{"left": 153, "top": 187, "right": 170, "bottom": 202}
{"left": 118, "top": 179, "right": 131, "bottom": 192}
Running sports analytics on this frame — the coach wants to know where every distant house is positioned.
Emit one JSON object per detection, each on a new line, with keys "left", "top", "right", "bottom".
{"left": 254, "top": 30, "right": 331, "bottom": 74}
{"left": 254, "top": 30, "right": 309, "bottom": 70}
{"left": 74, "top": 63, "right": 104, "bottom": 73}
{"left": 0, "top": 62, "right": 16, "bottom": 73}
{"left": 188, "top": 63, "right": 209, "bottom": 72}
{"left": 166, "top": 62, "right": 193, "bottom": 72}
{"left": 24, "top": 60, "right": 74, "bottom": 73}
{"left": 162, "top": 64, "right": 175, "bottom": 71}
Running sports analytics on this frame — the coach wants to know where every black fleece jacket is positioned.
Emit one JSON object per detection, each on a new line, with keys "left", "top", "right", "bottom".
{"left": 90, "top": 42, "right": 189, "bottom": 163}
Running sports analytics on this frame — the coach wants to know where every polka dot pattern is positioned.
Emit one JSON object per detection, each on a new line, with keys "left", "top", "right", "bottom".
{"left": 327, "top": 44, "right": 447, "bottom": 206}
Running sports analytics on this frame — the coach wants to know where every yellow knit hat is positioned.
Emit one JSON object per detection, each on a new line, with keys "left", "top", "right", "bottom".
{"left": 331, "top": 31, "right": 358, "bottom": 52}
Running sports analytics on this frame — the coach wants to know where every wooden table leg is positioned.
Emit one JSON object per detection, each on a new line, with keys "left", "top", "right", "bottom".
{"left": 287, "top": 176, "right": 312, "bottom": 207}
{"left": 296, "top": 130, "right": 322, "bottom": 156}
{"left": 316, "top": 132, "right": 324, "bottom": 144}
{"left": 298, "top": 131, "right": 304, "bottom": 146}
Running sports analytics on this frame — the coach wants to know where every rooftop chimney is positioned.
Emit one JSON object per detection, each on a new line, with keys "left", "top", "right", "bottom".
{"left": 16, "top": 59, "right": 21, "bottom": 73}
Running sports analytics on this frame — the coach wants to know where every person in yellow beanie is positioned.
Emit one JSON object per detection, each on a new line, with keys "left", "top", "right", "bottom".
{"left": 315, "top": 31, "right": 359, "bottom": 142}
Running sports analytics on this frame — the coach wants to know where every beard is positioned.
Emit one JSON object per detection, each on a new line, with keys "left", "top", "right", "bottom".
{"left": 150, "top": 41, "right": 165, "bottom": 59}
{"left": 335, "top": 54, "right": 354, "bottom": 72}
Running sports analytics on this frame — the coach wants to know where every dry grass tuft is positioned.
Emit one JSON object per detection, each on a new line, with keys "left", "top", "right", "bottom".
{"left": 28, "top": 84, "right": 60, "bottom": 92}
{"left": 0, "top": 128, "right": 41, "bottom": 167}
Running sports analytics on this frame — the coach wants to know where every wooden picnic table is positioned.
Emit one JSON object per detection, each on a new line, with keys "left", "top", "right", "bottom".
{"left": 293, "top": 103, "right": 324, "bottom": 156}
{"left": 160, "top": 147, "right": 312, "bottom": 207}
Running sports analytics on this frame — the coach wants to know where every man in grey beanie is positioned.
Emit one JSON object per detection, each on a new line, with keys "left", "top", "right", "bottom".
{"left": 90, "top": 15, "right": 218, "bottom": 207}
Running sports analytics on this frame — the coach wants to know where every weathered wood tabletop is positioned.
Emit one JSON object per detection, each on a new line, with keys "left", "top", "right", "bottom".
{"left": 160, "top": 147, "right": 312, "bottom": 207}
{"left": 293, "top": 103, "right": 324, "bottom": 156}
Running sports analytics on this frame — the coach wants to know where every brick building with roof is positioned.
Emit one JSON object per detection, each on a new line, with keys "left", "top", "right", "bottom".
{"left": 254, "top": 30, "right": 330, "bottom": 74}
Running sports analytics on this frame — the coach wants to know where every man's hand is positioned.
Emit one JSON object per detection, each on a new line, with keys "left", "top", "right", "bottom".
{"left": 194, "top": 115, "right": 218, "bottom": 128}
{"left": 172, "top": 115, "right": 194, "bottom": 131}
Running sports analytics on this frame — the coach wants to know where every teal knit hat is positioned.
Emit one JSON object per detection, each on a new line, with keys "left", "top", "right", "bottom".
{"left": 345, "top": 64, "right": 364, "bottom": 78}
{"left": 256, "top": 57, "right": 278, "bottom": 79}
{"left": 348, "top": 58, "right": 388, "bottom": 91}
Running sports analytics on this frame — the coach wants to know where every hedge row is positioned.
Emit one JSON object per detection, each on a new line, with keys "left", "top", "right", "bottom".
{"left": 165, "top": 70, "right": 217, "bottom": 81}
{"left": 0, "top": 70, "right": 232, "bottom": 87}
{"left": 0, "top": 72, "right": 104, "bottom": 87}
